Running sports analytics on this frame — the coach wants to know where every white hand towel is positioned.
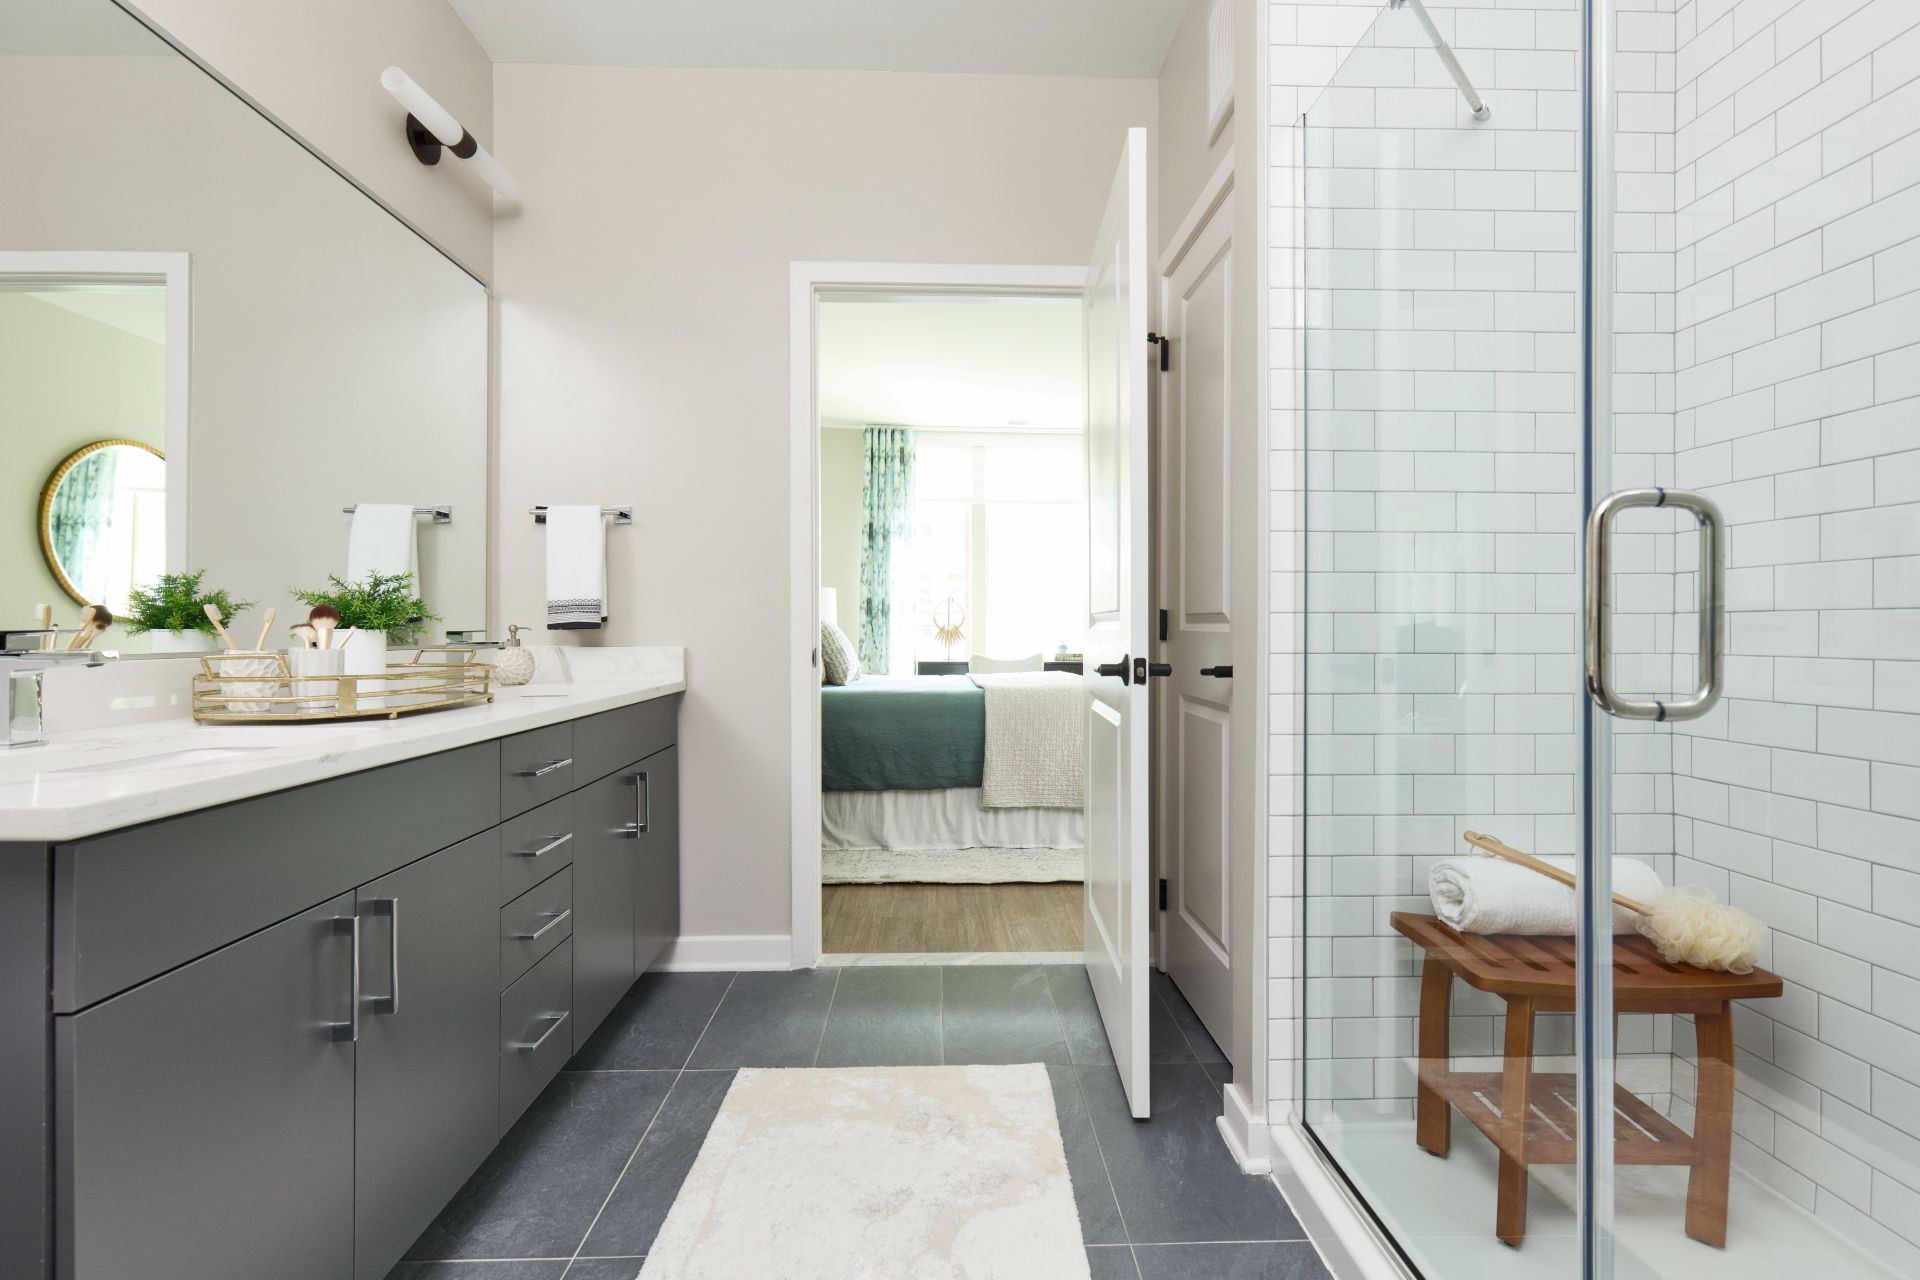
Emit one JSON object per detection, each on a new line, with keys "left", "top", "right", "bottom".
{"left": 544, "top": 505, "right": 606, "bottom": 630}
{"left": 346, "top": 504, "right": 418, "bottom": 584}
{"left": 1428, "top": 854, "right": 1665, "bottom": 935}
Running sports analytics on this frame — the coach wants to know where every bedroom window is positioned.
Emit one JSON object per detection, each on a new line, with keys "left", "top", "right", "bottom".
{"left": 903, "top": 436, "right": 1087, "bottom": 666}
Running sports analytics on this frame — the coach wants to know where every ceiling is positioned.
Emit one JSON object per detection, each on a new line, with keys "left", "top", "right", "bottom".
{"left": 448, "top": 0, "right": 1186, "bottom": 77}
{"left": 817, "top": 295, "right": 1081, "bottom": 433}
{"left": 0, "top": 286, "right": 166, "bottom": 344}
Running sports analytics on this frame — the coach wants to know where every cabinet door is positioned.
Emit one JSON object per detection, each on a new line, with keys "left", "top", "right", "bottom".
{"left": 633, "top": 746, "right": 680, "bottom": 974}
{"left": 57, "top": 894, "right": 357, "bottom": 1280}
{"left": 572, "top": 768, "right": 639, "bottom": 1046}
{"left": 354, "top": 830, "right": 500, "bottom": 1280}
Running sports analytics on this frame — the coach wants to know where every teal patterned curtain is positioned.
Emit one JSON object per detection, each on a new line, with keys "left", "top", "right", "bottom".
{"left": 858, "top": 426, "right": 915, "bottom": 674}
{"left": 49, "top": 449, "right": 119, "bottom": 600}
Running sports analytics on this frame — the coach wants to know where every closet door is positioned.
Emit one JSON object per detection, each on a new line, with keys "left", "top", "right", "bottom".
{"left": 572, "top": 767, "right": 639, "bottom": 1046}
{"left": 57, "top": 895, "right": 357, "bottom": 1280}
{"left": 353, "top": 831, "right": 499, "bottom": 1279}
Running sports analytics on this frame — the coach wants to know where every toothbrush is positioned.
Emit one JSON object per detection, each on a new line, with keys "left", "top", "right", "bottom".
{"left": 203, "top": 603, "right": 236, "bottom": 650}
{"left": 253, "top": 607, "right": 276, "bottom": 653}
{"left": 34, "top": 603, "right": 52, "bottom": 651}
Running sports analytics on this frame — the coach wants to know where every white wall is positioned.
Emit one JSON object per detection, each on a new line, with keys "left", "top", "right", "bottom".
{"left": 491, "top": 65, "right": 1157, "bottom": 945}
{"left": 0, "top": 294, "right": 164, "bottom": 645}
{"left": 123, "top": 0, "right": 496, "bottom": 279}
{"left": 819, "top": 428, "right": 864, "bottom": 637}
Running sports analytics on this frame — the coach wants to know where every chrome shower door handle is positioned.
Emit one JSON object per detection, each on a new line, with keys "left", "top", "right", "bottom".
{"left": 1585, "top": 487, "right": 1725, "bottom": 722}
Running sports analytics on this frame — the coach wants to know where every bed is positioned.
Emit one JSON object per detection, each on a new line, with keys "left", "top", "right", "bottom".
{"left": 821, "top": 674, "right": 1086, "bottom": 884}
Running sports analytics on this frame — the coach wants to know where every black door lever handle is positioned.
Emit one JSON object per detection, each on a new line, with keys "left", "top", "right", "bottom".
{"left": 1147, "top": 663, "right": 1173, "bottom": 678}
{"left": 1200, "top": 665, "right": 1234, "bottom": 678}
{"left": 1095, "top": 656, "right": 1130, "bottom": 679}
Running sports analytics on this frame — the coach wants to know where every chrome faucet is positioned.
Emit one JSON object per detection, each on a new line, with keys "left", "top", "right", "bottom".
{"left": 2, "top": 643, "right": 116, "bottom": 749}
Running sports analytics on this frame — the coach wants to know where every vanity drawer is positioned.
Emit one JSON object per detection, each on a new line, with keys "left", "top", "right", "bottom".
{"left": 499, "top": 723, "right": 574, "bottom": 818}
{"left": 501, "top": 867, "right": 573, "bottom": 990}
{"left": 573, "top": 695, "right": 679, "bottom": 786}
{"left": 499, "top": 793, "right": 576, "bottom": 905}
{"left": 500, "top": 938, "right": 573, "bottom": 1135}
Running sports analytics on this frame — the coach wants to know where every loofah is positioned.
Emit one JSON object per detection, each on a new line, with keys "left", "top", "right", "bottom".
{"left": 1637, "top": 885, "right": 1765, "bottom": 975}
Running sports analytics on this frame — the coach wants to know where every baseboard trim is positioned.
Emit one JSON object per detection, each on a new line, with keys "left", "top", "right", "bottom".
{"left": 1215, "top": 1081, "right": 1274, "bottom": 1175}
{"left": 1269, "top": 1121, "right": 1415, "bottom": 1280}
{"left": 656, "top": 934, "right": 794, "bottom": 971}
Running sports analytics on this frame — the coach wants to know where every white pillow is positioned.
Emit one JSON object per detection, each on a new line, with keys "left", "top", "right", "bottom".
{"left": 820, "top": 621, "right": 861, "bottom": 686}
{"left": 968, "top": 652, "right": 1044, "bottom": 674}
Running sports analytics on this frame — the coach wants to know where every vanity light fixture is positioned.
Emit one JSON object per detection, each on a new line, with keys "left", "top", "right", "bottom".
{"left": 380, "top": 66, "right": 521, "bottom": 208}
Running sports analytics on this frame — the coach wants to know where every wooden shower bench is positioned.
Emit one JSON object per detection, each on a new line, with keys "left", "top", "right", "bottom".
{"left": 1389, "top": 911, "right": 1782, "bottom": 1248}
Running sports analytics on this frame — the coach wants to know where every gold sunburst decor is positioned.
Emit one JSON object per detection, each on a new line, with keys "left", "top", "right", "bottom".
{"left": 932, "top": 597, "right": 966, "bottom": 659}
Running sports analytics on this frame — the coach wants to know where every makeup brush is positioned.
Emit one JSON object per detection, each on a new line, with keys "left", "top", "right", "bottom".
{"left": 203, "top": 603, "right": 236, "bottom": 650}
{"left": 308, "top": 604, "right": 341, "bottom": 650}
{"left": 290, "top": 623, "right": 317, "bottom": 650}
{"left": 68, "top": 606, "right": 112, "bottom": 650}
{"left": 1464, "top": 831, "right": 1765, "bottom": 974}
{"left": 334, "top": 627, "right": 358, "bottom": 653}
{"left": 253, "top": 607, "right": 276, "bottom": 654}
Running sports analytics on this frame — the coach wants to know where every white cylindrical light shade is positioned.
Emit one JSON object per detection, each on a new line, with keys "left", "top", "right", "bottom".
{"left": 381, "top": 66, "right": 462, "bottom": 148}
{"left": 820, "top": 588, "right": 839, "bottom": 629}
{"left": 463, "top": 143, "right": 522, "bottom": 204}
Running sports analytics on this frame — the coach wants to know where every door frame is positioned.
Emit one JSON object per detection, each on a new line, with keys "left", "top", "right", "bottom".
{"left": 786, "top": 261, "right": 1087, "bottom": 968}
{"left": 0, "top": 250, "right": 191, "bottom": 577}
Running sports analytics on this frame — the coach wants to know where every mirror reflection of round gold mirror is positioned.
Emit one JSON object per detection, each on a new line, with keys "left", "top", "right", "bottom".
{"left": 39, "top": 439, "right": 166, "bottom": 612}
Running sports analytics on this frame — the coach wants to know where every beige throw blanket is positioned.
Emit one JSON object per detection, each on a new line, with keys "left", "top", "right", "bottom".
{"left": 970, "top": 672, "right": 1087, "bottom": 808}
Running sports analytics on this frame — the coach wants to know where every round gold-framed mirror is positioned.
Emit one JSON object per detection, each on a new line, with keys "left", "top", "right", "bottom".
{"left": 38, "top": 439, "right": 167, "bottom": 612}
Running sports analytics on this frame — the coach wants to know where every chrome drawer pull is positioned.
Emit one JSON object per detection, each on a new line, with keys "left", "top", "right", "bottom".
{"left": 512, "top": 908, "right": 572, "bottom": 941}
{"left": 515, "top": 832, "right": 573, "bottom": 858}
{"left": 330, "top": 914, "right": 360, "bottom": 1043}
{"left": 364, "top": 898, "right": 399, "bottom": 1015}
{"left": 509, "top": 1010, "right": 570, "bottom": 1052}
{"left": 621, "top": 771, "right": 650, "bottom": 837}
{"left": 516, "top": 756, "right": 572, "bottom": 778}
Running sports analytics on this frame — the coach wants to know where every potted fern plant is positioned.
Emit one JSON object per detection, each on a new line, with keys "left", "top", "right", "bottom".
{"left": 291, "top": 572, "right": 439, "bottom": 701}
{"left": 125, "top": 570, "right": 251, "bottom": 654}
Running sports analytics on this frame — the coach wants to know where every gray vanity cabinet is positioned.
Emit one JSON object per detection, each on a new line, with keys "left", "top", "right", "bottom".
{"left": 570, "top": 766, "right": 640, "bottom": 1047}
{"left": 56, "top": 893, "right": 358, "bottom": 1280}
{"left": 352, "top": 830, "right": 501, "bottom": 1280}
{"left": 633, "top": 745, "right": 680, "bottom": 974}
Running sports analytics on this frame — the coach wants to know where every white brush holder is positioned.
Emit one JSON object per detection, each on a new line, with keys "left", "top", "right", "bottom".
{"left": 287, "top": 647, "right": 345, "bottom": 711}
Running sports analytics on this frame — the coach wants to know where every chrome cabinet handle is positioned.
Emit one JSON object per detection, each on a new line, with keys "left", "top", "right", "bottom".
{"left": 509, "top": 1010, "right": 570, "bottom": 1052}
{"left": 622, "top": 771, "right": 650, "bottom": 837}
{"left": 330, "top": 914, "right": 360, "bottom": 1042}
{"left": 516, "top": 757, "right": 572, "bottom": 778}
{"left": 364, "top": 898, "right": 399, "bottom": 1015}
{"left": 1585, "top": 487, "right": 1725, "bottom": 722}
{"left": 515, "top": 832, "right": 573, "bottom": 858}
{"left": 512, "top": 908, "right": 572, "bottom": 941}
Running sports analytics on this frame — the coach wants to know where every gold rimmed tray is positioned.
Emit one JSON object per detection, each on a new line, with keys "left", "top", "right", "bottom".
{"left": 192, "top": 647, "right": 494, "bottom": 722}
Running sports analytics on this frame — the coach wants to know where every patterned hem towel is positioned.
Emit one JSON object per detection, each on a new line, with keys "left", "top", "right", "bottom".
{"left": 543, "top": 505, "right": 607, "bottom": 630}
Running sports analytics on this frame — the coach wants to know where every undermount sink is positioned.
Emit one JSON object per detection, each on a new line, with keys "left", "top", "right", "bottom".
{"left": 49, "top": 746, "right": 281, "bottom": 776}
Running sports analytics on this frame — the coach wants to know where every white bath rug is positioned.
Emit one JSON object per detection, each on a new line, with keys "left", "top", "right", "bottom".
{"left": 638, "top": 1064, "right": 1090, "bottom": 1280}
{"left": 822, "top": 846, "right": 1084, "bottom": 884}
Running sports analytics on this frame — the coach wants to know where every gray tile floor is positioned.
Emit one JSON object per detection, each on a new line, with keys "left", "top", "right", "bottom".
{"left": 392, "top": 965, "right": 1329, "bottom": 1280}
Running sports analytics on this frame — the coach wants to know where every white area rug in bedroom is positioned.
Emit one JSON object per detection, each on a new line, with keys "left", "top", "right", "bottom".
{"left": 822, "top": 846, "right": 1084, "bottom": 883}
{"left": 638, "top": 1064, "right": 1090, "bottom": 1280}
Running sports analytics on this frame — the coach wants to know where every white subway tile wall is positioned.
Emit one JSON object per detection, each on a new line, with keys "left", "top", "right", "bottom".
{"left": 1270, "top": 0, "right": 1920, "bottom": 1269}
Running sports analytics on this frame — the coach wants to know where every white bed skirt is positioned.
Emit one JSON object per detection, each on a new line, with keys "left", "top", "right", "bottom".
{"left": 822, "top": 787, "right": 1084, "bottom": 884}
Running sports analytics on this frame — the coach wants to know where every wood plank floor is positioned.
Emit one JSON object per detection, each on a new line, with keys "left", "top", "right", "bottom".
{"left": 822, "top": 883, "right": 1083, "bottom": 953}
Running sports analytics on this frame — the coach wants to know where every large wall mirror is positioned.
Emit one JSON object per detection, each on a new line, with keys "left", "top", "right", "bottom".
{"left": 1, "top": 0, "right": 487, "bottom": 651}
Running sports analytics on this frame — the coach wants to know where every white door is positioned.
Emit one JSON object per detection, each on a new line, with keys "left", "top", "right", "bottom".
{"left": 1156, "top": 192, "right": 1235, "bottom": 1048}
{"left": 1082, "top": 127, "right": 1153, "bottom": 1119}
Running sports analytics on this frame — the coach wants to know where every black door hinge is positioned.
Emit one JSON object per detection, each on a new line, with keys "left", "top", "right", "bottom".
{"left": 1147, "top": 332, "right": 1170, "bottom": 372}
{"left": 1157, "top": 878, "right": 1168, "bottom": 911}
{"left": 1158, "top": 608, "right": 1168, "bottom": 642}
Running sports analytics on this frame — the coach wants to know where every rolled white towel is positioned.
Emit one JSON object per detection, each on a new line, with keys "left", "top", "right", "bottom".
{"left": 1429, "top": 854, "right": 1665, "bottom": 935}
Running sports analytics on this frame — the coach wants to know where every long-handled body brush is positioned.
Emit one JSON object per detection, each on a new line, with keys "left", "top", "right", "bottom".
{"left": 1463, "top": 830, "right": 1765, "bottom": 974}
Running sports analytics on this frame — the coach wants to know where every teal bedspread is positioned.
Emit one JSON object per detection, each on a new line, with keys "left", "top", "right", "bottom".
{"left": 821, "top": 675, "right": 984, "bottom": 791}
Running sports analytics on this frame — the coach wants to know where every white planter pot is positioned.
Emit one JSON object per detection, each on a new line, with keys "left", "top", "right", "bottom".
{"left": 339, "top": 630, "right": 389, "bottom": 710}
{"left": 147, "top": 629, "right": 220, "bottom": 654}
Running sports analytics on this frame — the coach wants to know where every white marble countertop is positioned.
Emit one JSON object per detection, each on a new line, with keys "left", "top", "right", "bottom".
{"left": 0, "top": 648, "right": 685, "bottom": 843}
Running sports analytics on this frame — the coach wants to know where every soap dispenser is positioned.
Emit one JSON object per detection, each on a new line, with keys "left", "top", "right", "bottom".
{"left": 492, "top": 624, "right": 535, "bottom": 686}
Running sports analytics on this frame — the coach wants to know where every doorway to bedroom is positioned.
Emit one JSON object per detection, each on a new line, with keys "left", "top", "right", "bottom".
{"left": 813, "top": 290, "right": 1090, "bottom": 956}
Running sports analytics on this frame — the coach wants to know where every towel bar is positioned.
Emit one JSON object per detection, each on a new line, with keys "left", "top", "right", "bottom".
{"left": 531, "top": 506, "right": 632, "bottom": 524}
{"left": 340, "top": 505, "right": 452, "bottom": 524}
